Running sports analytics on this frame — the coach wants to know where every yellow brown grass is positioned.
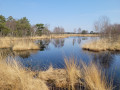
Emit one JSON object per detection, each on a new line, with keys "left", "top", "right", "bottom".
{"left": 0, "top": 39, "right": 11, "bottom": 48}
{"left": 0, "top": 34, "right": 98, "bottom": 41}
{"left": 0, "top": 34, "right": 98, "bottom": 49}
{"left": 38, "top": 58, "right": 113, "bottom": 90}
{"left": 0, "top": 57, "right": 48, "bottom": 90}
{"left": 12, "top": 40, "right": 40, "bottom": 51}
{"left": 82, "top": 37, "right": 120, "bottom": 52}
{"left": 81, "top": 62, "right": 113, "bottom": 90}
{"left": 38, "top": 65, "right": 68, "bottom": 87}
{"left": 0, "top": 53, "right": 113, "bottom": 90}
{"left": 64, "top": 58, "right": 81, "bottom": 90}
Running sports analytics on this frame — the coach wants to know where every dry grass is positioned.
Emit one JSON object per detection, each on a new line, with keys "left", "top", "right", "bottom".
{"left": 0, "top": 34, "right": 98, "bottom": 41}
{"left": 0, "top": 57, "right": 48, "bottom": 90}
{"left": 31, "top": 34, "right": 98, "bottom": 40}
{"left": 0, "top": 53, "right": 113, "bottom": 90}
{"left": 12, "top": 40, "right": 40, "bottom": 51}
{"left": 81, "top": 62, "right": 113, "bottom": 90}
{"left": 82, "top": 37, "right": 120, "bottom": 52}
{"left": 38, "top": 58, "right": 113, "bottom": 90}
{"left": 38, "top": 65, "right": 68, "bottom": 87}
{"left": 64, "top": 58, "right": 81, "bottom": 90}
{"left": 0, "top": 34, "right": 98, "bottom": 50}
{"left": 0, "top": 40, "right": 11, "bottom": 48}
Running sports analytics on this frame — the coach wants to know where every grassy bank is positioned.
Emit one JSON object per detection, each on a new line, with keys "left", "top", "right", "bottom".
{"left": 0, "top": 34, "right": 98, "bottom": 50}
{"left": 0, "top": 56, "right": 112, "bottom": 90}
{"left": 12, "top": 40, "right": 40, "bottom": 51}
{"left": 82, "top": 37, "right": 120, "bottom": 52}
{"left": 0, "top": 39, "right": 39, "bottom": 51}
{"left": 0, "top": 34, "right": 98, "bottom": 41}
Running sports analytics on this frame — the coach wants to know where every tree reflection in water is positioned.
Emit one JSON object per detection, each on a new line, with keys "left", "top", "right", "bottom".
{"left": 82, "top": 37, "right": 88, "bottom": 40}
{"left": 13, "top": 50, "right": 38, "bottom": 59}
{"left": 84, "top": 51, "right": 114, "bottom": 69}
{"left": 77, "top": 37, "right": 81, "bottom": 45}
{"left": 72, "top": 38, "right": 76, "bottom": 46}
{"left": 52, "top": 38, "right": 65, "bottom": 48}
{"left": 93, "top": 52, "right": 114, "bottom": 68}
{"left": 37, "top": 39, "right": 50, "bottom": 51}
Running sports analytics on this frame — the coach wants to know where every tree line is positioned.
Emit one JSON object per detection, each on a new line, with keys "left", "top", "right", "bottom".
{"left": 94, "top": 16, "right": 120, "bottom": 40}
{"left": 0, "top": 15, "right": 51, "bottom": 36}
{"left": 1, "top": 15, "right": 115, "bottom": 37}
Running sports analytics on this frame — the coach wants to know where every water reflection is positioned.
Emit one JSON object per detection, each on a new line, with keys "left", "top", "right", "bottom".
{"left": 82, "top": 37, "right": 88, "bottom": 40}
{"left": 13, "top": 50, "right": 38, "bottom": 59}
{"left": 37, "top": 39, "right": 50, "bottom": 50}
{"left": 72, "top": 38, "right": 76, "bottom": 46}
{"left": 77, "top": 37, "right": 81, "bottom": 45}
{"left": 52, "top": 38, "right": 65, "bottom": 48}
{"left": 83, "top": 51, "right": 114, "bottom": 69}
{"left": 93, "top": 52, "right": 114, "bottom": 68}
{"left": 0, "top": 37, "right": 120, "bottom": 90}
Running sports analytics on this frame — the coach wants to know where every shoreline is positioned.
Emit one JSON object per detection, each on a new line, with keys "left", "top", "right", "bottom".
{"left": 0, "top": 34, "right": 98, "bottom": 41}
{"left": 82, "top": 37, "right": 120, "bottom": 52}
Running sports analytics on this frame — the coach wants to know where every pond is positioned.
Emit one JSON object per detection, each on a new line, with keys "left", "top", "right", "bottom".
{"left": 0, "top": 36, "right": 120, "bottom": 89}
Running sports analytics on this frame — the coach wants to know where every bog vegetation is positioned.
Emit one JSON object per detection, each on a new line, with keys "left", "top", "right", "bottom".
{"left": 0, "top": 54, "right": 113, "bottom": 90}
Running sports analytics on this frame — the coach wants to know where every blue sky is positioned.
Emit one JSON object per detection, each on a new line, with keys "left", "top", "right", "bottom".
{"left": 0, "top": 0, "right": 120, "bottom": 32}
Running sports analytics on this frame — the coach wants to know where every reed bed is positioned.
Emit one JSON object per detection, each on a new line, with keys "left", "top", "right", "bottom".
{"left": 0, "top": 57, "right": 48, "bottom": 90}
{"left": 81, "top": 62, "right": 113, "bottom": 90}
{"left": 0, "top": 39, "right": 11, "bottom": 48}
{"left": 82, "top": 37, "right": 120, "bottom": 52}
{"left": 38, "top": 58, "right": 113, "bottom": 90}
{"left": 12, "top": 40, "right": 40, "bottom": 51}
{"left": 0, "top": 54, "right": 113, "bottom": 90}
{"left": 0, "top": 34, "right": 98, "bottom": 41}
{"left": 0, "top": 34, "right": 98, "bottom": 50}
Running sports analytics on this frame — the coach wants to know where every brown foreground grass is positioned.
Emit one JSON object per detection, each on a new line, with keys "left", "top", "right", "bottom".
{"left": 0, "top": 58, "right": 48, "bottom": 90}
{"left": 82, "top": 37, "right": 120, "bottom": 52}
{"left": 0, "top": 55, "right": 113, "bottom": 90}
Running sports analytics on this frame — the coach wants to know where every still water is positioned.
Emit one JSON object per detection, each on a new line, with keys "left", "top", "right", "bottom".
{"left": 1, "top": 37, "right": 120, "bottom": 89}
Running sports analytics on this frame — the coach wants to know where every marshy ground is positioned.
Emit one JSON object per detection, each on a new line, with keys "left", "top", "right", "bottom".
{"left": 0, "top": 56, "right": 113, "bottom": 90}
{"left": 0, "top": 35, "right": 119, "bottom": 90}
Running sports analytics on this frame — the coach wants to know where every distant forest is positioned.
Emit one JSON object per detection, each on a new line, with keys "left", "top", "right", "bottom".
{"left": 0, "top": 15, "right": 52, "bottom": 36}
{"left": 0, "top": 15, "right": 95, "bottom": 37}
{"left": 0, "top": 15, "right": 119, "bottom": 37}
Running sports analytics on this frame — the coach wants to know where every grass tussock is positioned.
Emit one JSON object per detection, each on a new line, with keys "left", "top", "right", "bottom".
{"left": 0, "top": 57, "right": 48, "bottom": 90}
{"left": 64, "top": 58, "right": 81, "bottom": 90}
{"left": 82, "top": 37, "right": 120, "bottom": 52}
{"left": 12, "top": 40, "right": 40, "bottom": 51}
{"left": 81, "top": 62, "right": 113, "bottom": 90}
{"left": 38, "top": 65, "right": 68, "bottom": 87}
{"left": 39, "top": 58, "right": 113, "bottom": 90}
